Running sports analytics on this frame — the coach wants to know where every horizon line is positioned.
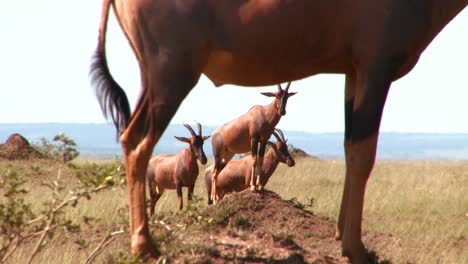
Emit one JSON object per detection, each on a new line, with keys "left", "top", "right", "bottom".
{"left": 1, "top": 122, "right": 468, "bottom": 135}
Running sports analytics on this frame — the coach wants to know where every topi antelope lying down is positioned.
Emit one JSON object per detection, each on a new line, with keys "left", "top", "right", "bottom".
{"left": 205, "top": 129, "right": 295, "bottom": 204}
{"left": 146, "top": 122, "right": 210, "bottom": 215}
{"left": 211, "top": 83, "right": 296, "bottom": 203}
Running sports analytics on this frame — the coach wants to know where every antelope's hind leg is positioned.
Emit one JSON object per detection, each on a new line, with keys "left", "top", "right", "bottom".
{"left": 149, "top": 187, "right": 164, "bottom": 217}
{"left": 121, "top": 44, "right": 206, "bottom": 258}
{"left": 211, "top": 134, "right": 229, "bottom": 204}
{"left": 211, "top": 162, "right": 223, "bottom": 203}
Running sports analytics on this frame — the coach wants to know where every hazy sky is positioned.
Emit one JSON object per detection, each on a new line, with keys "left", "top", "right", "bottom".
{"left": 1, "top": 1, "right": 467, "bottom": 133}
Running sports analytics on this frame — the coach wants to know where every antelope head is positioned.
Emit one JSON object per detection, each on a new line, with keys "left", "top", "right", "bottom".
{"left": 268, "top": 128, "right": 295, "bottom": 167}
{"left": 175, "top": 121, "right": 211, "bottom": 165}
{"left": 261, "top": 82, "right": 297, "bottom": 116}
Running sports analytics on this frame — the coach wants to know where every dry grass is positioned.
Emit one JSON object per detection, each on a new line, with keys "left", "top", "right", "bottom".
{"left": 1, "top": 158, "right": 467, "bottom": 263}
{"left": 268, "top": 158, "right": 468, "bottom": 264}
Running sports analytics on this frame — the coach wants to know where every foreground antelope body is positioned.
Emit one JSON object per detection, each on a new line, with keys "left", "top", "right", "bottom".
{"left": 91, "top": 0, "right": 467, "bottom": 261}
{"left": 211, "top": 83, "right": 296, "bottom": 202}
{"left": 205, "top": 129, "right": 295, "bottom": 204}
{"left": 146, "top": 122, "right": 209, "bottom": 215}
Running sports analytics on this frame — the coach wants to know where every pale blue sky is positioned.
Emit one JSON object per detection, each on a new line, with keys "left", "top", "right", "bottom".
{"left": 1, "top": 1, "right": 467, "bottom": 133}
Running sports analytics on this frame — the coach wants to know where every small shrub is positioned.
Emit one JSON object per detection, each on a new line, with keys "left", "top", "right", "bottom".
{"left": 0, "top": 168, "right": 35, "bottom": 262}
{"left": 211, "top": 206, "right": 235, "bottom": 226}
{"left": 53, "top": 133, "right": 80, "bottom": 163}
{"left": 287, "top": 197, "right": 314, "bottom": 214}
{"left": 73, "top": 160, "right": 126, "bottom": 188}
{"left": 272, "top": 232, "right": 300, "bottom": 249}
{"left": 32, "top": 133, "right": 80, "bottom": 163}
{"left": 33, "top": 137, "right": 56, "bottom": 160}
{"left": 229, "top": 214, "right": 252, "bottom": 229}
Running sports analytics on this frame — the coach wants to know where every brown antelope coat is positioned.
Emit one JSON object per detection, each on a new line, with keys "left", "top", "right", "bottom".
{"left": 147, "top": 123, "right": 209, "bottom": 215}
{"left": 90, "top": 0, "right": 467, "bottom": 261}
{"left": 206, "top": 129, "right": 295, "bottom": 203}
{"left": 210, "top": 83, "right": 295, "bottom": 202}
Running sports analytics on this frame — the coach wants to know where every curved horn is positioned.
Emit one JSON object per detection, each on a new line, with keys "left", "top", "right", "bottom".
{"left": 285, "top": 81, "right": 291, "bottom": 92}
{"left": 277, "top": 83, "right": 283, "bottom": 91}
{"left": 183, "top": 123, "right": 196, "bottom": 136}
{"left": 196, "top": 120, "right": 202, "bottom": 136}
{"left": 271, "top": 130, "right": 282, "bottom": 142}
{"left": 274, "top": 128, "right": 286, "bottom": 142}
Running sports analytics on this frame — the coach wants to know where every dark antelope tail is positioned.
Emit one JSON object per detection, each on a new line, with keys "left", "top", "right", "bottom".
{"left": 89, "top": 0, "right": 130, "bottom": 137}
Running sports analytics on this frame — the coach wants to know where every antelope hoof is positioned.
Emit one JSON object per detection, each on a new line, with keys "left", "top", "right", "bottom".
{"left": 131, "top": 226, "right": 160, "bottom": 258}
{"left": 334, "top": 225, "right": 343, "bottom": 240}
{"left": 342, "top": 239, "right": 368, "bottom": 264}
{"left": 250, "top": 185, "right": 256, "bottom": 191}
{"left": 211, "top": 194, "right": 218, "bottom": 204}
{"left": 258, "top": 185, "right": 264, "bottom": 191}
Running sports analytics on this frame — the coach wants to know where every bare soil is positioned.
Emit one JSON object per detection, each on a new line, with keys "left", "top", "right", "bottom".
{"left": 148, "top": 190, "right": 386, "bottom": 263}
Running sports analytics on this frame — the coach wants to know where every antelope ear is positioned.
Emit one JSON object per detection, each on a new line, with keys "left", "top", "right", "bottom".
{"left": 287, "top": 92, "right": 297, "bottom": 97}
{"left": 261, "top": 92, "right": 277, "bottom": 97}
{"left": 202, "top": 135, "right": 211, "bottom": 141}
{"left": 174, "top": 136, "right": 190, "bottom": 143}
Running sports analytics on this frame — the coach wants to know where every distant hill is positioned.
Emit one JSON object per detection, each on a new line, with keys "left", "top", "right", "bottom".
{"left": 1, "top": 123, "right": 468, "bottom": 160}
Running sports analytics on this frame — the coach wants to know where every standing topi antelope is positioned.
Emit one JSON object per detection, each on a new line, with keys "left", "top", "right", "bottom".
{"left": 210, "top": 83, "right": 296, "bottom": 203}
{"left": 205, "top": 129, "right": 295, "bottom": 204}
{"left": 91, "top": 0, "right": 467, "bottom": 261}
{"left": 146, "top": 122, "right": 210, "bottom": 215}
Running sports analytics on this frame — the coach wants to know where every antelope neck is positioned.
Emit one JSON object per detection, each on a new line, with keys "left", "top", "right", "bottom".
{"left": 184, "top": 146, "right": 198, "bottom": 166}
{"left": 262, "top": 147, "right": 281, "bottom": 180}
{"left": 264, "top": 100, "right": 281, "bottom": 124}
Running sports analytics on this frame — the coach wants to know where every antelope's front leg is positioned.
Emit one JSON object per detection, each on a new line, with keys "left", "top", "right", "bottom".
{"left": 256, "top": 142, "right": 266, "bottom": 191}
{"left": 187, "top": 184, "right": 195, "bottom": 201}
{"left": 176, "top": 181, "right": 183, "bottom": 210}
{"left": 339, "top": 61, "right": 394, "bottom": 263}
{"left": 250, "top": 138, "right": 259, "bottom": 191}
{"left": 211, "top": 166, "right": 220, "bottom": 204}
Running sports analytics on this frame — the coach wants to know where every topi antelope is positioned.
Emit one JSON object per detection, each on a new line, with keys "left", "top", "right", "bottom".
{"left": 211, "top": 83, "right": 296, "bottom": 202}
{"left": 146, "top": 122, "right": 209, "bottom": 215}
{"left": 90, "top": 0, "right": 467, "bottom": 261}
{"left": 205, "top": 129, "right": 295, "bottom": 204}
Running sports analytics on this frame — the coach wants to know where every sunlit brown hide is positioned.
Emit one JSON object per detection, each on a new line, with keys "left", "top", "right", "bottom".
{"left": 210, "top": 83, "right": 295, "bottom": 203}
{"left": 90, "top": 0, "right": 467, "bottom": 261}
{"left": 205, "top": 129, "right": 295, "bottom": 203}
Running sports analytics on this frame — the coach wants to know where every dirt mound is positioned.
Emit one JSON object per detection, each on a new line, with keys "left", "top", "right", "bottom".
{"left": 0, "top": 133, "right": 42, "bottom": 160}
{"left": 287, "top": 145, "right": 319, "bottom": 159}
{"left": 290, "top": 148, "right": 318, "bottom": 159}
{"left": 150, "top": 190, "right": 385, "bottom": 263}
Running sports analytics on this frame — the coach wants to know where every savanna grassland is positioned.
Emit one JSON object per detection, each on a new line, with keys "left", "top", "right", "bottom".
{"left": 1, "top": 157, "right": 467, "bottom": 263}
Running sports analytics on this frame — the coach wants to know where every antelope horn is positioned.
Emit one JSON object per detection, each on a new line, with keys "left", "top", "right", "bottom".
{"left": 285, "top": 81, "right": 291, "bottom": 92}
{"left": 271, "top": 130, "right": 282, "bottom": 142}
{"left": 274, "top": 128, "right": 286, "bottom": 142}
{"left": 195, "top": 120, "right": 202, "bottom": 136}
{"left": 183, "top": 123, "right": 196, "bottom": 136}
{"left": 277, "top": 83, "right": 283, "bottom": 91}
